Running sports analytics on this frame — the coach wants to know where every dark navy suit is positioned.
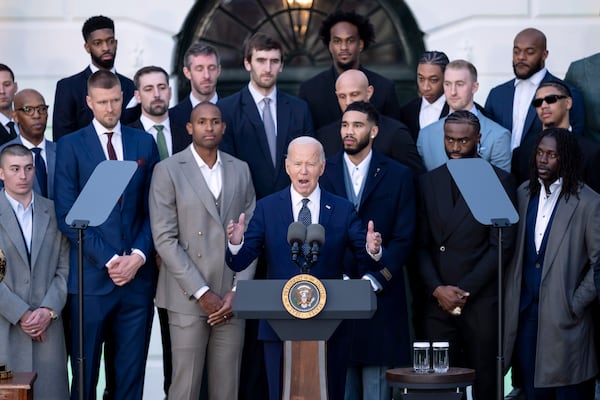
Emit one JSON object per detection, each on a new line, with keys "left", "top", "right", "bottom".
{"left": 484, "top": 71, "right": 585, "bottom": 145}
{"left": 54, "top": 123, "right": 159, "bottom": 399}
{"left": 320, "top": 150, "right": 415, "bottom": 373}
{"left": 52, "top": 67, "right": 140, "bottom": 141}
{"left": 218, "top": 86, "right": 313, "bottom": 200}
{"left": 168, "top": 97, "right": 193, "bottom": 128}
{"left": 227, "top": 187, "right": 377, "bottom": 400}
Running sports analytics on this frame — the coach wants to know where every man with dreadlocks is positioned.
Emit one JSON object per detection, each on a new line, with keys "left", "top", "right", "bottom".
{"left": 504, "top": 127, "right": 600, "bottom": 399}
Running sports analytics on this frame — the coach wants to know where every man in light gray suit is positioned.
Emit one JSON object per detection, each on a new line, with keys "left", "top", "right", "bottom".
{"left": 149, "top": 102, "right": 256, "bottom": 400}
{"left": 0, "top": 144, "right": 69, "bottom": 399}
{"left": 1, "top": 89, "right": 56, "bottom": 199}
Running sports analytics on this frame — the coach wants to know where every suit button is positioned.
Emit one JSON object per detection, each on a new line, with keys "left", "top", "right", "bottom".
{"left": 535, "top": 262, "right": 540, "bottom": 269}
{"left": 197, "top": 254, "right": 202, "bottom": 258}
{"left": 440, "top": 246, "right": 446, "bottom": 252}
{"left": 198, "top": 232, "right": 203, "bottom": 236}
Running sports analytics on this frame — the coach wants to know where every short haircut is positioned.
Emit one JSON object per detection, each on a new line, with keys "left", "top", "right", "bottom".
{"left": 445, "top": 110, "right": 481, "bottom": 134}
{"left": 536, "top": 81, "right": 572, "bottom": 98}
{"left": 87, "top": 70, "right": 121, "bottom": 92}
{"left": 319, "top": 10, "right": 375, "bottom": 49}
{"left": 446, "top": 59, "right": 478, "bottom": 81}
{"left": 184, "top": 43, "right": 220, "bottom": 69}
{"left": 344, "top": 101, "right": 380, "bottom": 125}
{"left": 244, "top": 33, "right": 283, "bottom": 63}
{"left": 287, "top": 136, "right": 325, "bottom": 162}
{"left": 82, "top": 15, "right": 115, "bottom": 41}
{"left": 0, "top": 64, "right": 15, "bottom": 81}
{"left": 0, "top": 144, "right": 32, "bottom": 166}
{"left": 418, "top": 51, "right": 450, "bottom": 71}
{"left": 133, "top": 66, "right": 169, "bottom": 89}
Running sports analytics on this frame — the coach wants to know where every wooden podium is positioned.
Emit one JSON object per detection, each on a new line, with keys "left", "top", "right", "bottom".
{"left": 0, "top": 372, "right": 36, "bottom": 400}
{"left": 234, "top": 279, "right": 376, "bottom": 400}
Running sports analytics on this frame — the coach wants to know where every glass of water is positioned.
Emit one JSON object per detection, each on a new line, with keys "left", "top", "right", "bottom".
{"left": 413, "top": 342, "right": 430, "bottom": 373}
{"left": 432, "top": 341, "right": 449, "bottom": 373}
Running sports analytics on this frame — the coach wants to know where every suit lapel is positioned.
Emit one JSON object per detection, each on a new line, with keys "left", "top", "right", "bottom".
{"left": 275, "top": 92, "right": 290, "bottom": 171}
{"left": 319, "top": 190, "right": 334, "bottom": 229}
{"left": 360, "top": 152, "right": 386, "bottom": 209}
{"left": 542, "top": 194, "right": 578, "bottom": 278}
{"left": 323, "top": 153, "right": 347, "bottom": 197}
{"left": 81, "top": 126, "right": 108, "bottom": 165}
{"left": 0, "top": 191, "right": 31, "bottom": 266}
{"left": 46, "top": 141, "right": 56, "bottom": 198}
{"left": 180, "top": 150, "right": 221, "bottom": 224}
{"left": 30, "top": 195, "right": 50, "bottom": 269}
{"left": 219, "top": 153, "right": 235, "bottom": 223}
{"left": 433, "top": 167, "right": 471, "bottom": 241}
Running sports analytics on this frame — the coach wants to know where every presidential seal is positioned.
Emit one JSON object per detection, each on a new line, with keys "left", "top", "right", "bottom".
{"left": 282, "top": 274, "right": 326, "bottom": 319}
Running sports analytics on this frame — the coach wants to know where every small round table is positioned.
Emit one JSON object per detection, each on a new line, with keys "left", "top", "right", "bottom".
{"left": 386, "top": 367, "right": 475, "bottom": 400}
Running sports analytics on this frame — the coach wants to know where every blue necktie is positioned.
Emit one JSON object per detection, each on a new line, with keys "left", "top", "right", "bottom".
{"left": 299, "top": 198, "right": 311, "bottom": 256}
{"left": 31, "top": 147, "right": 48, "bottom": 197}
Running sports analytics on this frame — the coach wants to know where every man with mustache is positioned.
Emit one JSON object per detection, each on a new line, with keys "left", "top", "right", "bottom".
{"left": 417, "top": 110, "right": 517, "bottom": 400}
{"left": 52, "top": 15, "right": 139, "bottom": 141}
{"left": 484, "top": 28, "right": 585, "bottom": 151}
{"left": 170, "top": 44, "right": 222, "bottom": 127}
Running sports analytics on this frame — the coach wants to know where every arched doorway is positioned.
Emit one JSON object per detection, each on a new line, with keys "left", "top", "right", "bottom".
{"left": 173, "top": 0, "right": 424, "bottom": 102}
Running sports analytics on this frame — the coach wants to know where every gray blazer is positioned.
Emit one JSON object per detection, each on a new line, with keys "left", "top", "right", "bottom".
{"left": 0, "top": 137, "right": 56, "bottom": 199}
{"left": 565, "top": 53, "right": 600, "bottom": 143}
{"left": 150, "top": 148, "right": 256, "bottom": 315}
{"left": 503, "top": 182, "right": 600, "bottom": 387}
{"left": 0, "top": 191, "right": 69, "bottom": 399}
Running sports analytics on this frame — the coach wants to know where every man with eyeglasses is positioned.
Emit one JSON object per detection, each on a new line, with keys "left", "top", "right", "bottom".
{"left": 0, "top": 64, "right": 19, "bottom": 145}
{"left": 484, "top": 27, "right": 585, "bottom": 150}
{"left": 52, "top": 15, "right": 140, "bottom": 141}
{"left": 0, "top": 89, "right": 55, "bottom": 199}
{"left": 511, "top": 81, "right": 600, "bottom": 193}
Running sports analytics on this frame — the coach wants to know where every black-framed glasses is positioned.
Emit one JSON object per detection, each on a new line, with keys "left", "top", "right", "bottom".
{"left": 531, "top": 95, "right": 567, "bottom": 108}
{"left": 16, "top": 105, "right": 49, "bottom": 116}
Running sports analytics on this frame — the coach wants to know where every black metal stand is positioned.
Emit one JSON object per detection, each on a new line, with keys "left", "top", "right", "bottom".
{"left": 492, "top": 218, "right": 510, "bottom": 400}
{"left": 71, "top": 219, "right": 89, "bottom": 400}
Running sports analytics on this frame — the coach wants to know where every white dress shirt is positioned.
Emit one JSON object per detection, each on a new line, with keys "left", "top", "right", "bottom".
{"left": 247, "top": 83, "right": 278, "bottom": 133}
{"left": 419, "top": 94, "right": 446, "bottom": 129}
{"left": 511, "top": 68, "right": 546, "bottom": 150}
{"left": 534, "top": 178, "right": 562, "bottom": 252}
{"left": 139, "top": 114, "right": 173, "bottom": 157}
{"left": 343, "top": 151, "right": 372, "bottom": 196}
{"left": 5, "top": 191, "right": 34, "bottom": 253}
{"left": 93, "top": 119, "right": 124, "bottom": 160}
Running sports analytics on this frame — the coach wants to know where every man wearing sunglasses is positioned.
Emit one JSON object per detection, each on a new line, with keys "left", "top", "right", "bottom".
{"left": 484, "top": 28, "right": 585, "bottom": 151}
{"left": 511, "top": 81, "right": 600, "bottom": 194}
{"left": 0, "top": 89, "right": 55, "bottom": 200}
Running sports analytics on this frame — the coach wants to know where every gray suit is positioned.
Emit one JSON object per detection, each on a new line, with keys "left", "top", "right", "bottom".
{"left": 149, "top": 147, "right": 256, "bottom": 400}
{"left": 0, "top": 137, "right": 56, "bottom": 199}
{"left": 504, "top": 182, "right": 600, "bottom": 387}
{"left": 0, "top": 191, "right": 69, "bottom": 399}
{"left": 565, "top": 53, "right": 600, "bottom": 143}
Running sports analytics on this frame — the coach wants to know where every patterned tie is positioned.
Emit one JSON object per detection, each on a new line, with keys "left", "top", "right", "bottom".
{"left": 105, "top": 132, "right": 117, "bottom": 160}
{"left": 6, "top": 121, "right": 17, "bottom": 139}
{"left": 262, "top": 97, "right": 277, "bottom": 167}
{"left": 31, "top": 148, "right": 48, "bottom": 197}
{"left": 154, "top": 124, "right": 169, "bottom": 160}
{"left": 299, "top": 198, "right": 311, "bottom": 256}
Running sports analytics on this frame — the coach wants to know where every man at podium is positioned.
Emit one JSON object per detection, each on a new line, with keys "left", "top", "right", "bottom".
{"left": 226, "top": 136, "right": 385, "bottom": 400}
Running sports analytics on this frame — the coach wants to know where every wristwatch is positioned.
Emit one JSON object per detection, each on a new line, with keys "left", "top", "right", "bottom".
{"left": 44, "top": 307, "right": 58, "bottom": 320}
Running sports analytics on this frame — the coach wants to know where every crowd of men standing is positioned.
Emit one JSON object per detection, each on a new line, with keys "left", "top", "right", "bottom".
{"left": 1, "top": 8, "right": 600, "bottom": 400}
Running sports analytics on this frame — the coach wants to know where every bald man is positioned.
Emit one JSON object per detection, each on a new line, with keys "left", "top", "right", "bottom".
{"left": 316, "top": 69, "right": 423, "bottom": 175}
{"left": 0, "top": 89, "right": 55, "bottom": 199}
{"left": 485, "top": 27, "right": 585, "bottom": 149}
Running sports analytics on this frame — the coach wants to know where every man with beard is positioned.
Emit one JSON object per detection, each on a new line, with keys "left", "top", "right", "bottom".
{"left": 170, "top": 44, "right": 221, "bottom": 127}
{"left": 129, "top": 65, "right": 191, "bottom": 398}
{"left": 0, "top": 64, "right": 19, "bottom": 145}
{"left": 504, "top": 128, "right": 600, "bottom": 399}
{"left": 417, "top": 60, "right": 511, "bottom": 172}
{"left": 217, "top": 32, "right": 313, "bottom": 400}
{"left": 484, "top": 28, "right": 584, "bottom": 150}
{"left": 53, "top": 15, "right": 139, "bottom": 141}
{"left": 1, "top": 89, "right": 56, "bottom": 199}
{"left": 298, "top": 10, "right": 400, "bottom": 130}
{"left": 417, "top": 110, "right": 517, "bottom": 400}
{"left": 320, "top": 101, "right": 415, "bottom": 400}
{"left": 316, "top": 69, "right": 423, "bottom": 176}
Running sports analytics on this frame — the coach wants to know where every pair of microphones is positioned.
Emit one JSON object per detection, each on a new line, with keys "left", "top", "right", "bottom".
{"left": 287, "top": 222, "right": 325, "bottom": 265}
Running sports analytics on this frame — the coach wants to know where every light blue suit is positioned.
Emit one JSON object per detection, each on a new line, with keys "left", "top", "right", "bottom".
{"left": 417, "top": 110, "right": 511, "bottom": 172}
{"left": 0, "top": 137, "right": 56, "bottom": 199}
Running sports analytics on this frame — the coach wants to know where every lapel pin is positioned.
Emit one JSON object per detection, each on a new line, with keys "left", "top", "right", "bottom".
{"left": 374, "top": 167, "right": 380, "bottom": 177}
{"left": 325, "top": 204, "right": 331, "bottom": 210}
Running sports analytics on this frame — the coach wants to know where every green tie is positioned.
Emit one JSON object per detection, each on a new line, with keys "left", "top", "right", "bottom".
{"left": 155, "top": 124, "right": 168, "bottom": 160}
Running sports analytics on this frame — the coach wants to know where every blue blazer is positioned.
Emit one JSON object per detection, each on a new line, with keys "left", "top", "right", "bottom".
{"left": 0, "top": 137, "right": 56, "bottom": 199}
{"left": 484, "top": 71, "right": 585, "bottom": 144}
{"left": 217, "top": 86, "right": 314, "bottom": 199}
{"left": 226, "top": 187, "right": 375, "bottom": 339}
{"left": 320, "top": 150, "right": 415, "bottom": 365}
{"left": 53, "top": 124, "right": 159, "bottom": 295}
{"left": 52, "top": 66, "right": 140, "bottom": 141}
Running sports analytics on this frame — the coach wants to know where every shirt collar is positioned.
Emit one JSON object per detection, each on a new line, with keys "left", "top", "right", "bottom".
{"left": 290, "top": 184, "right": 321, "bottom": 207}
{"left": 0, "top": 113, "right": 12, "bottom": 126}
{"left": 537, "top": 177, "right": 563, "bottom": 195}
{"left": 189, "top": 92, "right": 219, "bottom": 108}
{"left": 343, "top": 149, "right": 373, "bottom": 172}
{"left": 421, "top": 94, "right": 446, "bottom": 111}
{"left": 248, "top": 82, "right": 277, "bottom": 107}
{"left": 190, "top": 146, "right": 222, "bottom": 170}
{"left": 89, "top": 64, "right": 116, "bottom": 74}
{"left": 93, "top": 119, "right": 121, "bottom": 137}
{"left": 514, "top": 67, "right": 547, "bottom": 87}
{"left": 4, "top": 189, "right": 34, "bottom": 211}
{"left": 19, "top": 135, "right": 46, "bottom": 150}
{"left": 140, "top": 114, "right": 169, "bottom": 132}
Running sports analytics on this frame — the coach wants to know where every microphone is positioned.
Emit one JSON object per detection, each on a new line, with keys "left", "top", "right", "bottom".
{"left": 306, "top": 224, "right": 325, "bottom": 264}
{"left": 287, "top": 222, "right": 307, "bottom": 264}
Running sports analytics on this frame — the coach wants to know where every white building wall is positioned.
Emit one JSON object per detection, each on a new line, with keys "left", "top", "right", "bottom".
{"left": 0, "top": 0, "right": 598, "bottom": 126}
